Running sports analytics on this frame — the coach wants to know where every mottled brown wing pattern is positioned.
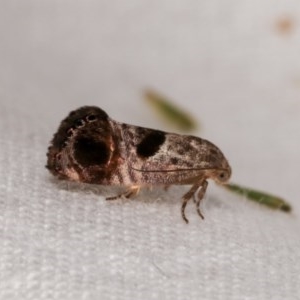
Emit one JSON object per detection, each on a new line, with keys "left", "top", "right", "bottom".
{"left": 47, "top": 106, "right": 231, "bottom": 223}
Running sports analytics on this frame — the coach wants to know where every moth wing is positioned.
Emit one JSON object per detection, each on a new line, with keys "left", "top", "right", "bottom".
{"left": 123, "top": 127, "right": 218, "bottom": 184}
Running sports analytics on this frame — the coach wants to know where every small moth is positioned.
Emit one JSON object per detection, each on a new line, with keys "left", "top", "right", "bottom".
{"left": 46, "top": 106, "right": 231, "bottom": 223}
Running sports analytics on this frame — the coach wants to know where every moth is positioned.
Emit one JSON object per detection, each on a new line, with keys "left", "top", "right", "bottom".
{"left": 46, "top": 106, "right": 231, "bottom": 223}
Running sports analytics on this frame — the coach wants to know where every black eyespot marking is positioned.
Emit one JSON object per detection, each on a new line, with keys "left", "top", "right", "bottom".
{"left": 86, "top": 114, "right": 97, "bottom": 122}
{"left": 49, "top": 106, "right": 110, "bottom": 153}
{"left": 74, "top": 137, "right": 110, "bottom": 167}
{"left": 137, "top": 131, "right": 166, "bottom": 158}
{"left": 75, "top": 119, "right": 85, "bottom": 128}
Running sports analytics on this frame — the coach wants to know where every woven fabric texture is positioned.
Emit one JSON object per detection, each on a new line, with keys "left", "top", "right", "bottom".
{"left": 1, "top": 1, "right": 300, "bottom": 299}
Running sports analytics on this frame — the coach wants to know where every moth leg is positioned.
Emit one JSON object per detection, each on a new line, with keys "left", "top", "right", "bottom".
{"left": 106, "top": 192, "right": 124, "bottom": 200}
{"left": 124, "top": 185, "right": 141, "bottom": 199}
{"left": 106, "top": 185, "right": 141, "bottom": 200}
{"left": 195, "top": 180, "right": 208, "bottom": 220}
{"left": 181, "top": 183, "right": 202, "bottom": 224}
{"left": 193, "top": 194, "right": 197, "bottom": 204}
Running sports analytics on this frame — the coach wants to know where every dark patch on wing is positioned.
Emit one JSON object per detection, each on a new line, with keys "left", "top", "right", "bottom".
{"left": 170, "top": 157, "right": 179, "bottom": 165}
{"left": 136, "top": 131, "right": 166, "bottom": 158}
{"left": 49, "top": 106, "right": 108, "bottom": 151}
{"left": 210, "top": 148, "right": 219, "bottom": 156}
{"left": 207, "top": 154, "right": 218, "bottom": 164}
{"left": 74, "top": 136, "right": 110, "bottom": 167}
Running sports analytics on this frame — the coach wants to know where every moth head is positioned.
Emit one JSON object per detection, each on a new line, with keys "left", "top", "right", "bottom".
{"left": 212, "top": 168, "right": 231, "bottom": 184}
{"left": 46, "top": 106, "right": 117, "bottom": 182}
{"left": 203, "top": 142, "right": 231, "bottom": 184}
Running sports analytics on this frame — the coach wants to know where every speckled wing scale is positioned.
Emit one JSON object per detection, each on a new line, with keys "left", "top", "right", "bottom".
{"left": 47, "top": 106, "right": 231, "bottom": 223}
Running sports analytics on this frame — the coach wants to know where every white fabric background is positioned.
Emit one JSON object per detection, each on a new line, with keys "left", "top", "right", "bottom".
{"left": 1, "top": 1, "right": 300, "bottom": 299}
